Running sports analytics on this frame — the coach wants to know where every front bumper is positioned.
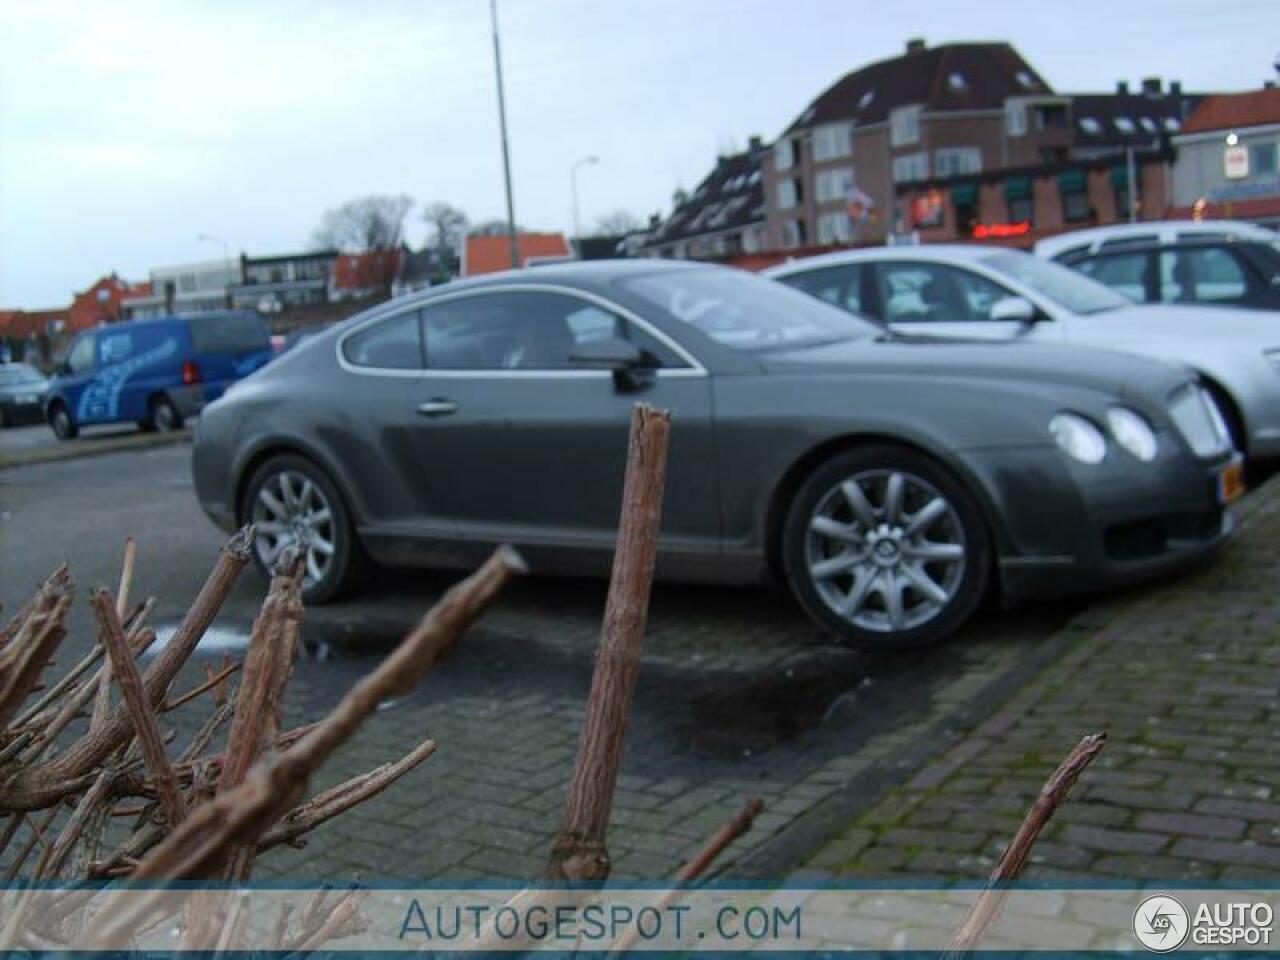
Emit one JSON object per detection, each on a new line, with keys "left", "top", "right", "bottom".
{"left": 964, "top": 444, "right": 1237, "bottom": 601}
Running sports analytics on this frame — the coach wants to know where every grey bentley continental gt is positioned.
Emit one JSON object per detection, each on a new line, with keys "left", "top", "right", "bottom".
{"left": 192, "top": 260, "right": 1241, "bottom": 647}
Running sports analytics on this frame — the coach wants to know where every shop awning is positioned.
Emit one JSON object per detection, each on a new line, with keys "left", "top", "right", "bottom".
{"left": 1003, "top": 177, "right": 1031, "bottom": 200}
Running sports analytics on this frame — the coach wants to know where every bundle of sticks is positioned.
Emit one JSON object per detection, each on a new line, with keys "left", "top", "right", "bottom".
{"left": 0, "top": 526, "right": 524, "bottom": 949}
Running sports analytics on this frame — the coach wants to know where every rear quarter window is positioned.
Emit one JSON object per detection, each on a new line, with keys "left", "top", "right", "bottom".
{"left": 188, "top": 313, "right": 271, "bottom": 354}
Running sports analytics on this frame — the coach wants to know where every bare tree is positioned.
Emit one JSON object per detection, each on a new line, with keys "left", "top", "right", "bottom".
{"left": 591, "top": 210, "right": 643, "bottom": 236}
{"left": 311, "top": 195, "right": 413, "bottom": 252}
{"left": 470, "top": 218, "right": 524, "bottom": 236}
{"left": 421, "top": 202, "right": 468, "bottom": 257}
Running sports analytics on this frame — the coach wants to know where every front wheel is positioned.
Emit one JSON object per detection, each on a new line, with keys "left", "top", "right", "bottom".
{"left": 49, "top": 403, "right": 78, "bottom": 440}
{"left": 241, "top": 454, "right": 362, "bottom": 604}
{"left": 782, "top": 446, "right": 992, "bottom": 648}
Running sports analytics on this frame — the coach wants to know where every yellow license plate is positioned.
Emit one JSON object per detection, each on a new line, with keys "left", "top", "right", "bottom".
{"left": 1217, "top": 456, "right": 1246, "bottom": 505}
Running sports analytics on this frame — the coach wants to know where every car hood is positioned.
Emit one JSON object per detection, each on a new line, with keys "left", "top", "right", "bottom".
{"left": 1079, "top": 303, "right": 1280, "bottom": 345}
{"left": 759, "top": 334, "right": 1192, "bottom": 397}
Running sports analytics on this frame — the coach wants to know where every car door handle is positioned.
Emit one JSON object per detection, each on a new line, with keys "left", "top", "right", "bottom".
{"left": 416, "top": 399, "right": 458, "bottom": 417}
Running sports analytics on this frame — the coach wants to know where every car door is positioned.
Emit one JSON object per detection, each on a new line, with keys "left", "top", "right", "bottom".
{"left": 58, "top": 333, "right": 98, "bottom": 423}
{"left": 405, "top": 286, "right": 718, "bottom": 566}
{"left": 1073, "top": 250, "right": 1156, "bottom": 303}
{"left": 1158, "top": 245, "right": 1262, "bottom": 308}
{"left": 871, "top": 260, "right": 1043, "bottom": 340}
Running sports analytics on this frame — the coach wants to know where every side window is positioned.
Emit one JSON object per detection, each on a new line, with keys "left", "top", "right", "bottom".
{"left": 342, "top": 310, "right": 424, "bottom": 369}
{"left": 562, "top": 305, "right": 687, "bottom": 368}
{"left": 422, "top": 291, "right": 686, "bottom": 371}
{"left": 1076, "top": 252, "right": 1150, "bottom": 302}
{"left": 66, "top": 335, "right": 96, "bottom": 374}
{"left": 97, "top": 331, "right": 134, "bottom": 365}
{"left": 1160, "top": 247, "right": 1251, "bottom": 303}
{"left": 875, "top": 262, "right": 1011, "bottom": 323}
{"left": 778, "top": 265, "right": 865, "bottom": 315}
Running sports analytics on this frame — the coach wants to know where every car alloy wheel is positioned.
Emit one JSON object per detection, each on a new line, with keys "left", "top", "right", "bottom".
{"left": 804, "top": 468, "right": 967, "bottom": 633}
{"left": 51, "top": 405, "right": 77, "bottom": 440}
{"left": 251, "top": 468, "right": 338, "bottom": 589}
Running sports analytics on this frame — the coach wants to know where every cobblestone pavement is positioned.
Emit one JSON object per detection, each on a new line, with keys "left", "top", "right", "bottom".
{"left": 2, "top": 444, "right": 1083, "bottom": 883}
{"left": 804, "top": 476, "right": 1280, "bottom": 883}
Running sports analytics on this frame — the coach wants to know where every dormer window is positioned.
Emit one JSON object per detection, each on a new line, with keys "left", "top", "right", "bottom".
{"left": 948, "top": 72, "right": 966, "bottom": 91}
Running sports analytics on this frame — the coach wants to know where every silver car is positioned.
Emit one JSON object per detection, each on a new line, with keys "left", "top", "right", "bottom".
{"left": 767, "top": 246, "right": 1280, "bottom": 462}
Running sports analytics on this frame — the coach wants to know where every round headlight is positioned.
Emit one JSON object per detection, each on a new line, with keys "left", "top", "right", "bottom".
{"left": 1049, "top": 413, "right": 1107, "bottom": 464}
{"left": 1106, "top": 407, "right": 1158, "bottom": 462}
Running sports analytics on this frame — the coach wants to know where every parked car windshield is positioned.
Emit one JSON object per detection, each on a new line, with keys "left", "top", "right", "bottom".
{"left": 982, "top": 252, "right": 1131, "bottom": 315}
{"left": 622, "top": 268, "right": 879, "bottom": 351}
{"left": 0, "top": 364, "right": 45, "bottom": 385}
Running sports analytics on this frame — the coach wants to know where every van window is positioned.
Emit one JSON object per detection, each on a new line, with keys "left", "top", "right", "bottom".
{"left": 67, "top": 336, "right": 95, "bottom": 374}
{"left": 188, "top": 313, "right": 271, "bottom": 354}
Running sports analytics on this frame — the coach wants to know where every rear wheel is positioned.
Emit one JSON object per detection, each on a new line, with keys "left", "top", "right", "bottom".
{"left": 149, "top": 395, "right": 183, "bottom": 432}
{"left": 49, "top": 402, "right": 78, "bottom": 440}
{"left": 242, "top": 454, "right": 362, "bottom": 604}
{"left": 782, "top": 445, "right": 991, "bottom": 648}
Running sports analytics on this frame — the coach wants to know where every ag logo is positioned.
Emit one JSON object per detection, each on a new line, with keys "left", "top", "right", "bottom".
{"left": 1134, "top": 895, "right": 1190, "bottom": 952}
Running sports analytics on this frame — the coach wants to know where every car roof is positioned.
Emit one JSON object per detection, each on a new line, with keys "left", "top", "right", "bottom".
{"left": 763, "top": 243, "right": 1007, "bottom": 277}
{"left": 1034, "top": 220, "right": 1277, "bottom": 259}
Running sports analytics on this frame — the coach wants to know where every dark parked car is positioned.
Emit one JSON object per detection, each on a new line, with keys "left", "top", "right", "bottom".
{"left": 0, "top": 363, "right": 50, "bottom": 427}
{"left": 1049, "top": 235, "right": 1280, "bottom": 311}
{"left": 193, "top": 261, "right": 1239, "bottom": 647}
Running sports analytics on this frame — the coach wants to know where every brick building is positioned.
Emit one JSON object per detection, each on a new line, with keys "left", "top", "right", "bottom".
{"left": 642, "top": 140, "right": 768, "bottom": 259}
{"left": 763, "top": 38, "right": 1072, "bottom": 249}
{"left": 1169, "top": 86, "right": 1280, "bottom": 227}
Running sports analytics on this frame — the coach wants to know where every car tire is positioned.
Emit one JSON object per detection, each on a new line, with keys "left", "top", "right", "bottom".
{"left": 241, "top": 454, "right": 363, "bottom": 604}
{"left": 49, "top": 402, "right": 78, "bottom": 440}
{"left": 782, "top": 445, "right": 992, "bottom": 648}
{"left": 149, "top": 395, "right": 183, "bottom": 432}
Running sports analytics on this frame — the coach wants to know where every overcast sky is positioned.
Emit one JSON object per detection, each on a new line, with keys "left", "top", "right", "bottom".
{"left": 1, "top": 0, "right": 1276, "bottom": 307}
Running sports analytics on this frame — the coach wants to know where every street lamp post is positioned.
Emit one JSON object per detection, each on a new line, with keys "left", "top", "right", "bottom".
{"left": 490, "top": 0, "right": 519, "bottom": 269}
{"left": 571, "top": 155, "right": 599, "bottom": 239}
{"left": 197, "top": 233, "right": 234, "bottom": 307}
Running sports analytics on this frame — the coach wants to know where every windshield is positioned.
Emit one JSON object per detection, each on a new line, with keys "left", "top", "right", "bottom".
{"left": 0, "top": 364, "right": 45, "bottom": 386}
{"left": 982, "top": 252, "right": 1131, "bottom": 315}
{"left": 622, "top": 268, "right": 879, "bottom": 352}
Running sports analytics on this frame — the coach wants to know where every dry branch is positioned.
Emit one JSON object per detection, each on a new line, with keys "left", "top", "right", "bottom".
{"left": 547, "top": 404, "right": 671, "bottom": 883}
{"left": 945, "top": 732, "right": 1107, "bottom": 955}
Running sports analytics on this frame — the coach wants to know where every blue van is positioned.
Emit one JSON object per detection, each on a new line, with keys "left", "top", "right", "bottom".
{"left": 46, "top": 312, "right": 273, "bottom": 440}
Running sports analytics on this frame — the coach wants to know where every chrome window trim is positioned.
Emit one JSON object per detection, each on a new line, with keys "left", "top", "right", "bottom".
{"left": 336, "top": 283, "right": 708, "bottom": 379}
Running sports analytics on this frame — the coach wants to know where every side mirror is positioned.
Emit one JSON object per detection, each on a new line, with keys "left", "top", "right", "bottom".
{"left": 569, "top": 336, "right": 652, "bottom": 392}
{"left": 989, "top": 296, "right": 1038, "bottom": 323}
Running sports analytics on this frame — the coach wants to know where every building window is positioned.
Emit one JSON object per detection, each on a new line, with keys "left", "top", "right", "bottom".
{"left": 1008, "top": 196, "right": 1034, "bottom": 224}
{"left": 782, "top": 219, "right": 806, "bottom": 249}
{"left": 892, "top": 152, "right": 930, "bottom": 184}
{"left": 1251, "top": 142, "right": 1278, "bottom": 177}
{"left": 1004, "top": 101, "right": 1027, "bottom": 137}
{"left": 934, "top": 147, "right": 982, "bottom": 178}
{"left": 812, "top": 123, "right": 852, "bottom": 161}
{"left": 890, "top": 105, "right": 922, "bottom": 146}
{"left": 815, "top": 167, "right": 855, "bottom": 203}
{"left": 1079, "top": 116, "right": 1102, "bottom": 135}
{"left": 774, "top": 139, "right": 795, "bottom": 172}
{"left": 1113, "top": 116, "right": 1136, "bottom": 134}
{"left": 817, "top": 212, "right": 852, "bottom": 245}
{"left": 776, "top": 179, "right": 798, "bottom": 209}
{"left": 1063, "top": 191, "right": 1090, "bottom": 223}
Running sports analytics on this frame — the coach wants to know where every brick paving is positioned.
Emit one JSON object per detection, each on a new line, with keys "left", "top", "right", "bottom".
{"left": 804, "top": 476, "right": 1280, "bottom": 883}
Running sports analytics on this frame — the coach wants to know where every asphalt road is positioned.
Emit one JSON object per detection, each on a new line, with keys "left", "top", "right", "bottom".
{"left": 0, "top": 443, "right": 1081, "bottom": 879}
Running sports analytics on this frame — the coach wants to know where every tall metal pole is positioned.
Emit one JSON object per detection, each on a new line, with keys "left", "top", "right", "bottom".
{"left": 491, "top": 0, "right": 519, "bottom": 269}
{"left": 571, "top": 155, "right": 599, "bottom": 239}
